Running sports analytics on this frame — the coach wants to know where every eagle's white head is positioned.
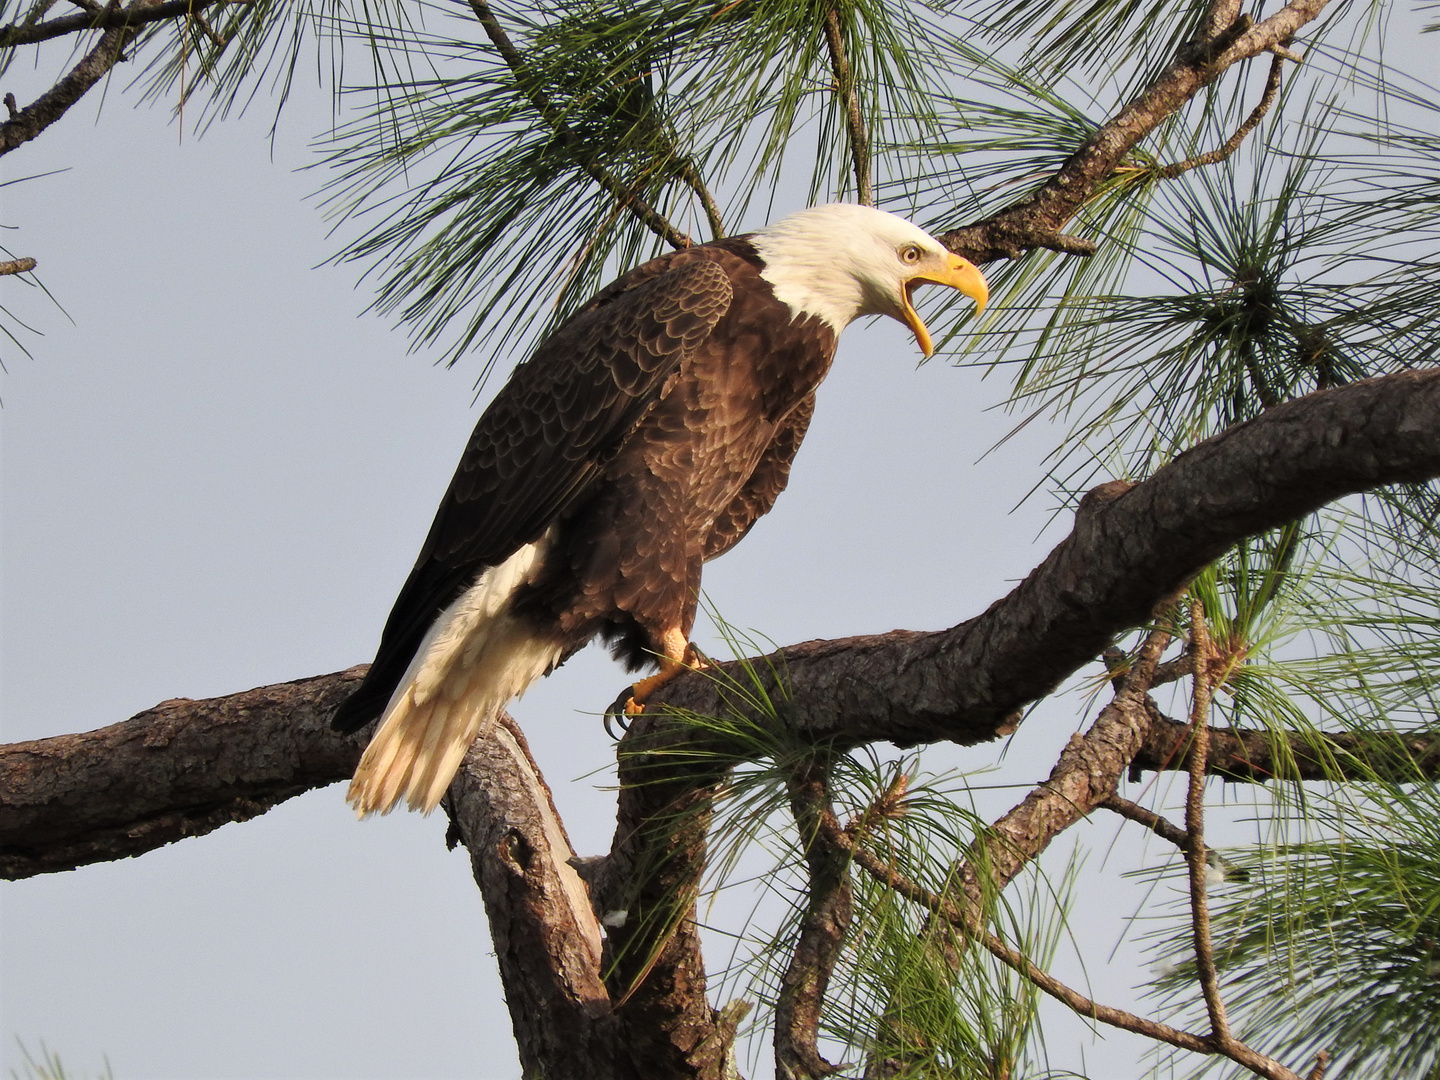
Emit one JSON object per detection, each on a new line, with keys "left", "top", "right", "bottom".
{"left": 749, "top": 203, "right": 988, "bottom": 356}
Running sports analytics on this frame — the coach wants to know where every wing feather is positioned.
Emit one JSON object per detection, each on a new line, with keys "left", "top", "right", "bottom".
{"left": 703, "top": 392, "right": 816, "bottom": 562}
{"left": 333, "top": 255, "right": 734, "bottom": 732}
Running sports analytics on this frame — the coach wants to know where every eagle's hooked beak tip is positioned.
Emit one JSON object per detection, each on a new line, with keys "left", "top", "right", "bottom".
{"left": 901, "top": 254, "right": 989, "bottom": 356}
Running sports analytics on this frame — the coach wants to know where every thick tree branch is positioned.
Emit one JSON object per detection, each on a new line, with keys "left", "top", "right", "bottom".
{"left": 0, "top": 668, "right": 366, "bottom": 878}
{"left": 591, "top": 734, "right": 729, "bottom": 1079}
{"left": 938, "top": 1, "right": 1327, "bottom": 264}
{"left": 446, "top": 714, "right": 618, "bottom": 1077}
{"left": 650, "top": 369, "right": 1440, "bottom": 750}
{"left": 8, "top": 368, "right": 1440, "bottom": 880}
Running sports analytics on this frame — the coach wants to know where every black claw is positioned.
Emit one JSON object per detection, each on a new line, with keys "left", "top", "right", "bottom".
{"left": 604, "top": 690, "right": 636, "bottom": 739}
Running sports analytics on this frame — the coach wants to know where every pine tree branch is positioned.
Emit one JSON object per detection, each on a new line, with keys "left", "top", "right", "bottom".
{"left": 820, "top": 813, "right": 1310, "bottom": 1080}
{"left": 594, "top": 737, "right": 728, "bottom": 1079}
{"left": 937, "top": 0, "right": 1330, "bottom": 264}
{"left": 0, "top": 0, "right": 165, "bottom": 159}
{"left": 1153, "top": 51, "right": 1287, "bottom": 179}
{"left": 822, "top": 4, "right": 871, "bottom": 207}
{"left": 1184, "top": 602, "right": 1232, "bottom": 1043}
{"left": 0, "top": 668, "right": 367, "bottom": 879}
{"left": 1101, "top": 794, "right": 1191, "bottom": 849}
{"left": 774, "top": 756, "right": 851, "bottom": 1080}
{"left": 650, "top": 369, "right": 1440, "bottom": 749}
{"left": 8, "top": 368, "right": 1440, "bottom": 880}
{"left": 1132, "top": 713, "right": 1440, "bottom": 784}
{"left": 463, "top": 0, "right": 692, "bottom": 251}
{"left": 946, "top": 625, "right": 1174, "bottom": 915}
{"left": 445, "top": 715, "right": 619, "bottom": 1076}
{"left": 0, "top": 0, "right": 235, "bottom": 48}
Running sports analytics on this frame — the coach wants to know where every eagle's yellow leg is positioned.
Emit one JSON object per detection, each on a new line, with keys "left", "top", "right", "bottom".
{"left": 625, "top": 627, "right": 703, "bottom": 715}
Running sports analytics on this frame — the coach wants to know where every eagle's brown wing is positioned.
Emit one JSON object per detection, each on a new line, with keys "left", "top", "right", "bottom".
{"left": 702, "top": 391, "right": 816, "bottom": 562}
{"left": 332, "top": 255, "right": 734, "bottom": 732}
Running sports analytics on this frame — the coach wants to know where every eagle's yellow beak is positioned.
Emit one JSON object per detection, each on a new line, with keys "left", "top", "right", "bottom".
{"left": 901, "top": 254, "right": 989, "bottom": 357}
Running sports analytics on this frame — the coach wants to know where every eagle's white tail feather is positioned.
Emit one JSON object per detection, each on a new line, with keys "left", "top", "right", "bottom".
{"left": 347, "top": 539, "right": 562, "bottom": 817}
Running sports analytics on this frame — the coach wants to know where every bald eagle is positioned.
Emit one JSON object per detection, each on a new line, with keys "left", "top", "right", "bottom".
{"left": 333, "top": 204, "right": 988, "bottom": 816}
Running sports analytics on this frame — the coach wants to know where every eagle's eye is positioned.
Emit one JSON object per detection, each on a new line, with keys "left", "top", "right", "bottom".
{"left": 900, "top": 244, "right": 923, "bottom": 264}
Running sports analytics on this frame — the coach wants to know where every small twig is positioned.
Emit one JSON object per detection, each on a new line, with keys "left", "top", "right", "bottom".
{"left": 464, "top": 0, "right": 691, "bottom": 251}
{"left": 189, "top": 9, "right": 226, "bottom": 48}
{"left": 1155, "top": 52, "right": 1286, "bottom": 179}
{"left": 0, "top": 257, "right": 37, "bottom": 275}
{"left": 1105, "top": 647, "right": 1197, "bottom": 690}
{"left": 1268, "top": 43, "right": 1304, "bottom": 63}
{"left": 1101, "top": 794, "right": 1190, "bottom": 850}
{"left": 1186, "top": 599, "right": 1231, "bottom": 1043}
{"left": 821, "top": 5, "right": 871, "bottom": 206}
{"left": 675, "top": 158, "right": 725, "bottom": 239}
{"left": 1306, "top": 1050, "right": 1330, "bottom": 1080}
{"left": 1153, "top": 654, "right": 1198, "bottom": 686}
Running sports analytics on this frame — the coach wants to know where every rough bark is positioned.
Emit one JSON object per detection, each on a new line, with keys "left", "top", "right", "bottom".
{"left": 592, "top": 738, "right": 730, "bottom": 1080}
{"left": 0, "top": 0, "right": 230, "bottom": 48}
{"left": 945, "top": 633, "right": 1172, "bottom": 917}
{"left": 447, "top": 715, "right": 619, "bottom": 1078}
{"left": 774, "top": 760, "right": 852, "bottom": 1079}
{"left": 0, "top": 668, "right": 365, "bottom": 879}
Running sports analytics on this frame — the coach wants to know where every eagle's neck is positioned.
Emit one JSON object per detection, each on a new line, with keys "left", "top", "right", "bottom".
{"left": 748, "top": 224, "right": 869, "bottom": 335}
